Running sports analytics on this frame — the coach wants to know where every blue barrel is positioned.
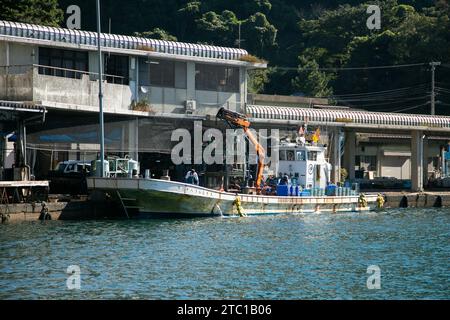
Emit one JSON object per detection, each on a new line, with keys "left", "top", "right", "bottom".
{"left": 277, "top": 185, "right": 289, "bottom": 196}
{"left": 326, "top": 184, "right": 337, "bottom": 196}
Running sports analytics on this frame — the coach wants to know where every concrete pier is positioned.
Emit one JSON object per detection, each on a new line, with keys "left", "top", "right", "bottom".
{"left": 381, "top": 191, "right": 450, "bottom": 209}
{"left": 0, "top": 200, "right": 113, "bottom": 223}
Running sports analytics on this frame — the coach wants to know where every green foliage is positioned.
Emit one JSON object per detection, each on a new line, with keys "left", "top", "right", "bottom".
{"left": 292, "top": 54, "right": 335, "bottom": 97}
{"left": 248, "top": 69, "right": 270, "bottom": 93}
{"left": 196, "top": 10, "right": 239, "bottom": 45}
{"left": 241, "top": 12, "right": 278, "bottom": 57}
{"left": 135, "top": 29, "right": 178, "bottom": 42}
{"left": 0, "top": 0, "right": 63, "bottom": 27}
{"left": 23, "top": 0, "right": 450, "bottom": 113}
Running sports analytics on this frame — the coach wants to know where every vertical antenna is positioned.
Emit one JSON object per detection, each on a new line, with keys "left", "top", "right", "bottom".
{"left": 96, "top": 0, "right": 105, "bottom": 177}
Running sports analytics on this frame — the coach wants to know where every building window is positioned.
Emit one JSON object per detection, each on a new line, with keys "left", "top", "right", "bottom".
{"left": 39, "top": 47, "right": 88, "bottom": 79}
{"left": 139, "top": 58, "right": 185, "bottom": 88}
{"left": 104, "top": 54, "right": 129, "bottom": 85}
{"left": 195, "top": 64, "right": 239, "bottom": 92}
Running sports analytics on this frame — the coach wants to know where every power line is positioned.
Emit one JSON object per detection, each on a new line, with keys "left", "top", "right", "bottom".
{"left": 342, "top": 96, "right": 429, "bottom": 108}
{"left": 332, "top": 90, "right": 429, "bottom": 101}
{"left": 329, "top": 84, "right": 429, "bottom": 98}
{"left": 436, "top": 87, "right": 450, "bottom": 94}
{"left": 387, "top": 102, "right": 430, "bottom": 113}
{"left": 271, "top": 62, "right": 428, "bottom": 72}
{"left": 332, "top": 95, "right": 430, "bottom": 103}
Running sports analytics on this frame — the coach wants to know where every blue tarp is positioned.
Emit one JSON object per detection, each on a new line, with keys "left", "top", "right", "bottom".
{"left": 39, "top": 128, "right": 122, "bottom": 144}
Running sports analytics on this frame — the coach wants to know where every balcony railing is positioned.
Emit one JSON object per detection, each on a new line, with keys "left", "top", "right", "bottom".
{"left": 0, "top": 64, "right": 129, "bottom": 85}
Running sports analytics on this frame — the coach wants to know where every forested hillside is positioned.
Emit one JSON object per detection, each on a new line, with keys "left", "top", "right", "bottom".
{"left": 1, "top": 0, "right": 449, "bottom": 114}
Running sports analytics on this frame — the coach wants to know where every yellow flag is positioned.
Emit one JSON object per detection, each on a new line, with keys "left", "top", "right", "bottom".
{"left": 312, "top": 128, "right": 320, "bottom": 143}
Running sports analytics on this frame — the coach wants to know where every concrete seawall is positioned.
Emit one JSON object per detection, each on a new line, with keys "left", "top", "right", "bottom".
{"left": 0, "top": 201, "right": 113, "bottom": 223}
{"left": 380, "top": 192, "right": 450, "bottom": 209}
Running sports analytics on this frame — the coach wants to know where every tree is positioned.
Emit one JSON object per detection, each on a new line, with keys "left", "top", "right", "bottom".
{"left": 0, "top": 0, "right": 63, "bottom": 27}
{"left": 241, "top": 12, "right": 277, "bottom": 57}
{"left": 135, "top": 29, "right": 177, "bottom": 42}
{"left": 248, "top": 69, "right": 270, "bottom": 94}
{"left": 292, "top": 55, "right": 334, "bottom": 98}
{"left": 196, "top": 10, "right": 239, "bottom": 46}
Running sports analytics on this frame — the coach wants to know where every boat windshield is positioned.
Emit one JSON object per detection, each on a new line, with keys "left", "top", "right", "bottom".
{"left": 56, "top": 163, "right": 67, "bottom": 172}
{"left": 296, "top": 150, "right": 306, "bottom": 161}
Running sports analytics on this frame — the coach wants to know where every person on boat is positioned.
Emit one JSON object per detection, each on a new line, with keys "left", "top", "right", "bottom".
{"left": 229, "top": 179, "right": 241, "bottom": 192}
{"left": 185, "top": 169, "right": 199, "bottom": 185}
{"left": 279, "top": 174, "right": 290, "bottom": 185}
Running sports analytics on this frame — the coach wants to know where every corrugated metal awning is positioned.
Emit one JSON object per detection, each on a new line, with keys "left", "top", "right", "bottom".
{"left": 0, "top": 20, "right": 249, "bottom": 62}
{"left": 246, "top": 105, "right": 450, "bottom": 129}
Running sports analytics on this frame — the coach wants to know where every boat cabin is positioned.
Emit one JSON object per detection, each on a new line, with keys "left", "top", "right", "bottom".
{"left": 276, "top": 142, "right": 331, "bottom": 189}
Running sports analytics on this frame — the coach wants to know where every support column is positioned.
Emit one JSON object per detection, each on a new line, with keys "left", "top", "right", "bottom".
{"left": 411, "top": 130, "right": 424, "bottom": 192}
{"left": 423, "top": 136, "right": 429, "bottom": 188}
{"left": 128, "top": 118, "right": 139, "bottom": 161}
{"left": 343, "top": 131, "right": 356, "bottom": 180}
{"left": 186, "top": 62, "right": 196, "bottom": 101}
{"left": 330, "top": 128, "right": 341, "bottom": 184}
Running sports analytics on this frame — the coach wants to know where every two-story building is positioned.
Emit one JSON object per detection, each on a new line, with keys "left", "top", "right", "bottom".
{"left": 0, "top": 20, "right": 265, "bottom": 182}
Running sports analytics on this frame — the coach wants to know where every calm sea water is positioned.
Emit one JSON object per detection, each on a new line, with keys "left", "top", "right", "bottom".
{"left": 0, "top": 208, "right": 449, "bottom": 300}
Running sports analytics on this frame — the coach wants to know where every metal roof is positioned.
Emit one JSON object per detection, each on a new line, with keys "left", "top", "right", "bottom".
{"left": 0, "top": 20, "right": 249, "bottom": 61}
{"left": 246, "top": 105, "right": 450, "bottom": 129}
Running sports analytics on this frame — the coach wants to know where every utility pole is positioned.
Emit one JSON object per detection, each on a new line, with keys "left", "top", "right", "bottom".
{"left": 238, "top": 22, "right": 241, "bottom": 49}
{"left": 430, "top": 61, "right": 441, "bottom": 116}
{"left": 235, "top": 21, "right": 245, "bottom": 49}
{"left": 96, "top": 0, "right": 105, "bottom": 177}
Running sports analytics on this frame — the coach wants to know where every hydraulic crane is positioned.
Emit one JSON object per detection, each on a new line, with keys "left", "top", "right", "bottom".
{"left": 216, "top": 107, "right": 266, "bottom": 192}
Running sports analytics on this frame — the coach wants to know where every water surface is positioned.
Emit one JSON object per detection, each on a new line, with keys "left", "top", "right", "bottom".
{"left": 0, "top": 208, "right": 449, "bottom": 299}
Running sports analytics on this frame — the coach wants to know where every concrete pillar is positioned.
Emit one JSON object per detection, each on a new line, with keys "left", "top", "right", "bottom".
{"left": 186, "top": 62, "right": 196, "bottom": 101}
{"left": 343, "top": 131, "right": 356, "bottom": 180}
{"left": 411, "top": 130, "right": 424, "bottom": 192}
{"left": 330, "top": 128, "right": 341, "bottom": 184}
{"left": 128, "top": 118, "right": 139, "bottom": 161}
{"left": 423, "top": 136, "right": 429, "bottom": 188}
{"left": 239, "top": 67, "right": 246, "bottom": 113}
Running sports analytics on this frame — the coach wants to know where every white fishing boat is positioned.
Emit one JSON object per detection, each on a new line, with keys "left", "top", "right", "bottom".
{"left": 87, "top": 108, "right": 382, "bottom": 218}
{"left": 87, "top": 176, "right": 379, "bottom": 218}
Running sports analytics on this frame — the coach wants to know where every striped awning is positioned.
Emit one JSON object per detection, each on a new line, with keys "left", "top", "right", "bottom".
{"left": 245, "top": 105, "right": 450, "bottom": 129}
{"left": 0, "top": 20, "right": 248, "bottom": 62}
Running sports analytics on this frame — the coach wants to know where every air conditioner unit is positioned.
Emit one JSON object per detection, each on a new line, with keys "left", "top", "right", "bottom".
{"left": 185, "top": 100, "right": 196, "bottom": 114}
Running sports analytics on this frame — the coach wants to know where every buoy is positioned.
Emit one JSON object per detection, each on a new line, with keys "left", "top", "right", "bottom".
{"left": 233, "top": 196, "right": 247, "bottom": 217}
{"left": 376, "top": 194, "right": 385, "bottom": 209}
{"left": 358, "top": 194, "right": 368, "bottom": 208}
{"left": 39, "top": 202, "right": 52, "bottom": 221}
{"left": 1, "top": 213, "right": 9, "bottom": 224}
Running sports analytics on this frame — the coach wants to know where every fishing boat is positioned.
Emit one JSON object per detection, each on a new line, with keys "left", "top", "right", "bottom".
{"left": 87, "top": 108, "right": 382, "bottom": 218}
